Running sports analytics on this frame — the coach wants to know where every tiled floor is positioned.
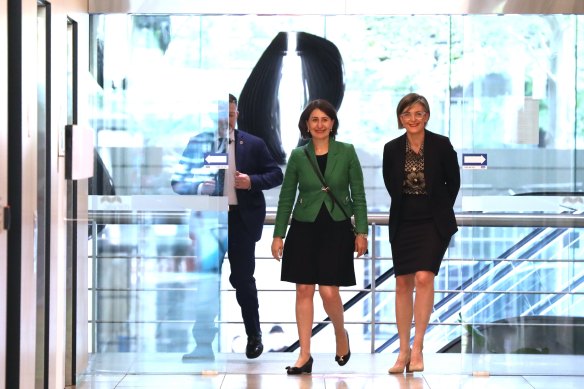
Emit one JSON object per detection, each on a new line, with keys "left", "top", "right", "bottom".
{"left": 76, "top": 352, "right": 584, "bottom": 388}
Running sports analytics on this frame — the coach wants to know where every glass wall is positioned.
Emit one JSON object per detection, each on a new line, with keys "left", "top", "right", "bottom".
{"left": 87, "top": 13, "right": 584, "bottom": 373}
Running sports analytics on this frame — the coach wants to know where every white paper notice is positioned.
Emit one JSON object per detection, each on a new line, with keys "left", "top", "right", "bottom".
{"left": 516, "top": 97, "right": 540, "bottom": 145}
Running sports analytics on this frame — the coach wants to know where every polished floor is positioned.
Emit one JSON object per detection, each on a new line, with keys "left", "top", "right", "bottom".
{"left": 77, "top": 352, "right": 584, "bottom": 388}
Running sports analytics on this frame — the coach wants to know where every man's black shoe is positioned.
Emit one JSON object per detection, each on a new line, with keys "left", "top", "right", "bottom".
{"left": 245, "top": 335, "right": 263, "bottom": 359}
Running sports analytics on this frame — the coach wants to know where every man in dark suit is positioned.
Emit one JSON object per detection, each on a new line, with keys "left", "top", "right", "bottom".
{"left": 172, "top": 94, "right": 283, "bottom": 360}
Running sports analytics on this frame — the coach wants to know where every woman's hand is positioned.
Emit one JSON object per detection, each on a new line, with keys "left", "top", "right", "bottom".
{"left": 271, "top": 237, "right": 284, "bottom": 261}
{"left": 354, "top": 234, "right": 368, "bottom": 258}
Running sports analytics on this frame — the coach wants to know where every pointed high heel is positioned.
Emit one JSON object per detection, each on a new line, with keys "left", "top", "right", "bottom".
{"left": 286, "top": 356, "right": 313, "bottom": 375}
{"left": 388, "top": 348, "right": 411, "bottom": 374}
{"left": 408, "top": 349, "right": 424, "bottom": 372}
{"left": 335, "top": 330, "right": 351, "bottom": 366}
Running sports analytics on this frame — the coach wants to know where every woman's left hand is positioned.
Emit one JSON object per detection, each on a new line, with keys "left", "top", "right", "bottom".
{"left": 354, "top": 235, "right": 368, "bottom": 258}
{"left": 271, "top": 237, "right": 284, "bottom": 261}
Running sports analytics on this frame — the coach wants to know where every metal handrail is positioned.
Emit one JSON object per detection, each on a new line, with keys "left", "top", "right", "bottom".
{"left": 87, "top": 210, "right": 584, "bottom": 353}
{"left": 88, "top": 210, "right": 584, "bottom": 228}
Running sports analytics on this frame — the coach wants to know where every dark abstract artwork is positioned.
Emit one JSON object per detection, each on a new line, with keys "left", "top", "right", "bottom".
{"left": 237, "top": 31, "right": 345, "bottom": 164}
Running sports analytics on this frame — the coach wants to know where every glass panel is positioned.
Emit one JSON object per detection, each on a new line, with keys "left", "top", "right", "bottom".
{"left": 454, "top": 14, "right": 580, "bottom": 373}
{"left": 88, "top": 15, "right": 230, "bottom": 369}
{"left": 88, "top": 13, "right": 584, "bottom": 376}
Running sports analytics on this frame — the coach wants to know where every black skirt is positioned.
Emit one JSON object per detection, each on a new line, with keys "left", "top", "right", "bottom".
{"left": 391, "top": 194, "right": 449, "bottom": 276}
{"left": 281, "top": 204, "right": 356, "bottom": 286}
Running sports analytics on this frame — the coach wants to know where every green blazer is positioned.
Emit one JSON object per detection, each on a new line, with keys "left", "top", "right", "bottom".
{"left": 273, "top": 138, "right": 368, "bottom": 238}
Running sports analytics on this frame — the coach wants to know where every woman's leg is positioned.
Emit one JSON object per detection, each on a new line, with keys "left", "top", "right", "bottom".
{"left": 389, "top": 274, "right": 415, "bottom": 372}
{"left": 294, "top": 283, "right": 316, "bottom": 366}
{"left": 411, "top": 270, "right": 435, "bottom": 369}
{"left": 319, "top": 285, "right": 348, "bottom": 356}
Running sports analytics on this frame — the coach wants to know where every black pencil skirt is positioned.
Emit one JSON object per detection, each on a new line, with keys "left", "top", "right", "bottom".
{"left": 391, "top": 194, "right": 450, "bottom": 276}
{"left": 281, "top": 204, "right": 356, "bottom": 286}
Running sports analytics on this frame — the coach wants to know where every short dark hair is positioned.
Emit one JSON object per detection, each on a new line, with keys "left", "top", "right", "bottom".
{"left": 396, "top": 93, "right": 430, "bottom": 129}
{"left": 229, "top": 93, "right": 237, "bottom": 106}
{"left": 298, "top": 99, "right": 339, "bottom": 139}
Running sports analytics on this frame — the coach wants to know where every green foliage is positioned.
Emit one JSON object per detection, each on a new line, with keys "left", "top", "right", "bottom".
{"left": 92, "top": 14, "right": 584, "bottom": 152}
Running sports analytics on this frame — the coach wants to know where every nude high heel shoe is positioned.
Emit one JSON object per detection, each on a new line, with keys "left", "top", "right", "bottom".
{"left": 408, "top": 349, "right": 424, "bottom": 372}
{"left": 388, "top": 349, "right": 411, "bottom": 374}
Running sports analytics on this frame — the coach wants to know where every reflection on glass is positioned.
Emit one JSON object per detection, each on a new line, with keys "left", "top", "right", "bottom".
{"left": 87, "top": 13, "right": 584, "bottom": 374}
{"left": 170, "top": 97, "right": 229, "bottom": 361}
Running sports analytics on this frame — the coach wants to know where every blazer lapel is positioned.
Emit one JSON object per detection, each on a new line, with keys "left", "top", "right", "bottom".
{"left": 234, "top": 129, "right": 244, "bottom": 169}
{"left": 305, "top": 139, "right": 316, "bottom": 158}
{"left": 302, "top": 139, "right": 326, "bottom": 190}
{"left": 323, "top": 139, "right": 339, "bottom": 180}
{"left": 423, "top": 130, "right": 434, "bottom": 192}
{"left": 395, "top": 134, "right": 406, "bottom": 189}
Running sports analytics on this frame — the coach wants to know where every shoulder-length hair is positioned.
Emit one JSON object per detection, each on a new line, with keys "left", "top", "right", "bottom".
{"left": 298, "top": 99, "right": 339, "bottom": 139}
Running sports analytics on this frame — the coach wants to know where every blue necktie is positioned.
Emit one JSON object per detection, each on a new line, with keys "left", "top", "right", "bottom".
{"left": 215, "top": 138, "right": 228, "bottom": 195}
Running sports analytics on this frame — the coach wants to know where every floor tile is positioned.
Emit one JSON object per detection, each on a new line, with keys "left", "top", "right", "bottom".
{"left": 116, "top": 374, "right": 223, "bottom": 388}
{"left": 76, "top": 352, "right": 584, "bottom": 389}
{"left": 76, "top": 373, "right": 125, "bottom": 389}
{"left": 523, "top": 375, "right": 584, "bottom": 389}
{"left": 324, "top": 374, "right": 429, "bottom": 389}
{"left": 423, "top": 374, "right": 533, "bottom": 389}
{"left": 222, "top": 374, "right": 326, "bottom": 389}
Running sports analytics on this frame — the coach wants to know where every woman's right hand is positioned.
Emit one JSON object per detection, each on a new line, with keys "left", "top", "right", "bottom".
{"left": 271, "top": 237, "right": 284, "bottom": 261}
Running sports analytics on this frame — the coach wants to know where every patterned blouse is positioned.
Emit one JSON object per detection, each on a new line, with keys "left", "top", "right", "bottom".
{"left": 403, "top": 139, "right": 427, "bottom": 195}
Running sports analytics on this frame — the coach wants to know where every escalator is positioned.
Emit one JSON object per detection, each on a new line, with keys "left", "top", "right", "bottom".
{"left": 377, "top": 211, "right": 584, "bottom": 354}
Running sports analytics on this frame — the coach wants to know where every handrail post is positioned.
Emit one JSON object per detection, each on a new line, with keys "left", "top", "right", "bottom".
{"left": 370, "top": 222, "right": 376, "bottom": 353}
{"left": 91, "top": 219, "right": 98, "bottom": 352}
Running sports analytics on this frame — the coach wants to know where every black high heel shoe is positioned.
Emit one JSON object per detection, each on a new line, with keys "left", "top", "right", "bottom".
{"left": 286, "top": 356, "right": 313, "bottom": 375}
{"left": 335, "top": 330, "right": 351, "bottom": 366}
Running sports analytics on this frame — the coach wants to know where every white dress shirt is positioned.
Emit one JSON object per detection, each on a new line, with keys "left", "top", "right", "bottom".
{"left": 224, "top": 130, "right": 238, "bottom": 205}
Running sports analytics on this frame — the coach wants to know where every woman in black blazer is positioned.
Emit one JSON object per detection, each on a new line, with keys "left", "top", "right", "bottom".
{"left": 382, "top": 93, "right": 460, "bottom": 374}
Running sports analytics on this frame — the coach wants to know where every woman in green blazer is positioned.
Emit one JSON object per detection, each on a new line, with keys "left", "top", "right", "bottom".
{"left": 271, "top": 99, "right": 368, "bottom": 374}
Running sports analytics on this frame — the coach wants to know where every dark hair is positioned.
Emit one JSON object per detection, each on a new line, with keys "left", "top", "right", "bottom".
{"left": 396, "top": 93, "right": 430, "bottom": 129}
{"left": 298, "top": 99, "right": 339, "bottom": 139}
{"left": 229, "top": 93, "right": 237, "bottom": 106}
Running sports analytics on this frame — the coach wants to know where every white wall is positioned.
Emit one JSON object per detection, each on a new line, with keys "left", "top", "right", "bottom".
{"left": 16, "top": 1, "right": 89, "bottom": 388}
{"left": 48, "top": 2, "right": 90, "bottom": 388}
{"left": 20, "top": 0, "right": 39, "bottom": 386}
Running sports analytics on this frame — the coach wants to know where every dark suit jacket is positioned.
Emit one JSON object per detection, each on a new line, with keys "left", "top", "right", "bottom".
{"left": 232, "top": 129, "right": 283, "bottom": 241}
{"left": 172, "top": 129, "right": 283, "bottom": 242}
{"left": 382, "top": 129, "right": 460, "bottom": 242}
{"left": 274, "top": 139, "right": 368, "bottom": 238}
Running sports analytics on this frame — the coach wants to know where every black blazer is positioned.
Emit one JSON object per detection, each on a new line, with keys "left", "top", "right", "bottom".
{"left": 382, "top": 129, "right": 460, "bottom": 242}
{"left": 232, "top": 129, "right": 283, "bottom": 241}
